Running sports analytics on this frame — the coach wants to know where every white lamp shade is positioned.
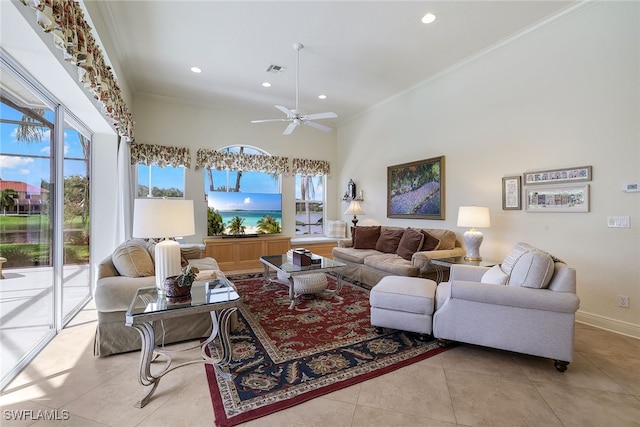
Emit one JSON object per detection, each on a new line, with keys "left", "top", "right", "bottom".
{"left": 132, "top": 199, "right": 195, "bottom": 239}
{"left": 457, "top": 206, "right": 491, "bottom": 229}
{"left": 344, "top": 200, "right": 365, "bottom": 216}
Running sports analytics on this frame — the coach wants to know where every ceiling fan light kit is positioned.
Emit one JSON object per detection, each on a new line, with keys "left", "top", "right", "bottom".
{"left": 252, "top": 42, "right": 337, "bottom": 135}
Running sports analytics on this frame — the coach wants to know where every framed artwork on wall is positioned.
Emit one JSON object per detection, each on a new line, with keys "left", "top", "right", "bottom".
{"left": 523, "top": 165, "right": 592, "bottom": 186}
{"left": 525, "top": 184, "right": 590, "bottom": 213}
{"left": 502, "top": 176, "right": 522, "bottom": 210}
{"left": 387, "top": 156, "right": 445, "bottom": 220}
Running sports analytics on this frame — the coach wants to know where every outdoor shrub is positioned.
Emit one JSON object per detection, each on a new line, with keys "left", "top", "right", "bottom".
{"left": 1, "top": 246, "right": 34, "bottom": 268}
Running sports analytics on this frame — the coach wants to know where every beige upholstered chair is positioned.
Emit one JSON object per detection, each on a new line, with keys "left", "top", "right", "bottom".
{"left": 433, "top": 243, "right": 580, "bottom": 371}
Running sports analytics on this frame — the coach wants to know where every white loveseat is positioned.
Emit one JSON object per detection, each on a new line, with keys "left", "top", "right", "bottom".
{"left": 433, "top": 242, "right": 580, "bottom": 371}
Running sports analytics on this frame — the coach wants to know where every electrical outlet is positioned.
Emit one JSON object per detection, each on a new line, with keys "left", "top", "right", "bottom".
{"left": 618, "top": 295, "right": 629, "bottom": 308}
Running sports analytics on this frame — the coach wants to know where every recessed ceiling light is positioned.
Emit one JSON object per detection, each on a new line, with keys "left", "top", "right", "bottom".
{"left": 190, "top": 67, "right": 202, "bottom": 73}
{"left": 318, "top": 94, "right": 327, "bottom": 100}
{"left": 421, "top": 13, "right": 436, "bottom": 24}
{"left": 262, "top": 82, "right": 272, "bottom": 88}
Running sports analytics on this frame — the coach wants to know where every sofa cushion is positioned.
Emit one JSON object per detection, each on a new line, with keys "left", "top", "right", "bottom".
{"left": 325, "top": 220, "right": 346, "bottom": 238}
{"left": 353, "top": 226, "right": 381, "bottom": 249}
{"left": 396, "top": 228, "right": 425, "bottom": 260}
{"left": 502, "top": 243, "right": 554, "bottom": 289}
{"left": 375, "top": 228, "right": 405, "bottom": 253}
{"left": 419, "top": 230, "right": 440, "bottom": 251}
{"left": 332, "top": 247, "right": 380, "bottom": 264}
{"left": 364, "top": 254, "right": 419, "bottom": 277}
{"left": 481, "top": 264, "right": 508, "bottom": 285}
{"left": 424, "top": 229, "right": 456, "bottom": 250}
{"left": 111, "top": 239, "right": 155, "bottom": 278}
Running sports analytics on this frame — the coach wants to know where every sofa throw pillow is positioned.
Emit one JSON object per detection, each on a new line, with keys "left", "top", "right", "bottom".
{"left": 375, "top": 228, "right": 405, "bottom": 253}
{"left": 112, "top": 239, "right": 155, "bottom": 278}
{"left": 508, "top": 250, "right": 554, "bottom": 289}
{"left": 353, "top": 226, "right": 381, "bottom": 249}
{"left": 420, "top": 230, "right": 440, "bottom": 251}
{"left": 425, "top": 229, "right": 456, "bottom": 250}
{"left": 396, "top": 228, "right": 425, "bottom": 261}
{"left": 481, "top": 264, "right": 508, "bottom": 285}
{"left": 325, "top": 220, "right": 346, "bottom": 238}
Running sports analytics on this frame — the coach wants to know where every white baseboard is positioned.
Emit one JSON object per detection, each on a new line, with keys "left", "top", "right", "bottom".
{"left": 576, "top": 310, "right": 640, "bottom": 339}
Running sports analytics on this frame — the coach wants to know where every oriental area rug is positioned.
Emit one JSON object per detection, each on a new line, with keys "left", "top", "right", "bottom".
{"left": 205, "top": 273, "right": 449, "bottom": 427}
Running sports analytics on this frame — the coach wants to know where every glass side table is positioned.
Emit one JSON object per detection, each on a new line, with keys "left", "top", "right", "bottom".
{"left": 430, "top": 256, "right": 498, "bottom": 283}
{"left": 125, "top": 278, "right": 240, "bottom": 408}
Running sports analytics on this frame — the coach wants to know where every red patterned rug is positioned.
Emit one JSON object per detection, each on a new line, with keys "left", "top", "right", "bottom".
{"left": 205, "top": 273, "right": 448, "bottom": 427}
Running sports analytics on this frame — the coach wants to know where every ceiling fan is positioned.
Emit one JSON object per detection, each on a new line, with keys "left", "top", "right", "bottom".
{"left": 251, "top": 43, "right": 337, "bottom": 135}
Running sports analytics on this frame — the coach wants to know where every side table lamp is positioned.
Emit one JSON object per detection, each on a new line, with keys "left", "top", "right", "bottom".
{"left": 132, "top": 198, "right": 196, "bottom": 295}
{"left": 457, "top": 206, "right": 491, "bottom": 261}
{"left": 344, "top": 200, "right": 365, "bottom": 227}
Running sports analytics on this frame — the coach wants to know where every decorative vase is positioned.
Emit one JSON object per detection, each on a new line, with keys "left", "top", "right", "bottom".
{"left": 163, "top": 276, "right": 193, "bottom": 303}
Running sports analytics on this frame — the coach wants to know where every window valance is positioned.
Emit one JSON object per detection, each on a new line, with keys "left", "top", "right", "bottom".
{"left": 292, "top": 158, "right": 331, "bottom": 176}
{"left": 19, "top": 0, "right": 135, "bottom": 141}
{"left": 130, "top": 142, "right": 191, "bottom": 168}
{"left": 195, "top": 149, "right": 289, "bottom": 175}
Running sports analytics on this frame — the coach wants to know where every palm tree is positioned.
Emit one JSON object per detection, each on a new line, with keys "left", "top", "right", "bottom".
{"left": 1, "top": 189, "right": 19, "bottom": 215}
{"left": 256, "top": 215, "right": 281, "bottom": 234}
{"left": 227, "top": 216, "right": 246, "bottom": 235}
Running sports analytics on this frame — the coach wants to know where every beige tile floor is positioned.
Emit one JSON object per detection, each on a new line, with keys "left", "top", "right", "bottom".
{"left": 1, "top": 300, "right": 639, "bottom": 427}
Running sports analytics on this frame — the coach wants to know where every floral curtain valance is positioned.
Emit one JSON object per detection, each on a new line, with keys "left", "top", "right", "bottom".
{"left": 195, "top": 149, "right": 289, "bottom": 175}
{"left": 292, "top": 158, "right": 331, "bottom": 176}
{"left": 20, "top": 0, "right": 135, "bottom": 141}
{"left": 130, "top": 142, "right": 191, "bottom": 168}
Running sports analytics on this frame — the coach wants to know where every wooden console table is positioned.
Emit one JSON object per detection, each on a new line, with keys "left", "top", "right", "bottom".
{"left": 204, "top": 235, "right": 291, "bottom": 271}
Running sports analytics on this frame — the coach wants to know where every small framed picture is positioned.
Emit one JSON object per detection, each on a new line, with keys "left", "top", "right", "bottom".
{"left": 502, "top": 176, "right": 522, "bottom": 210}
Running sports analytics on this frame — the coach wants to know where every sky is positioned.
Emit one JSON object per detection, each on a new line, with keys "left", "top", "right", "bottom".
{"left": 1, "top": 104, "right": 87, "bottom": 190}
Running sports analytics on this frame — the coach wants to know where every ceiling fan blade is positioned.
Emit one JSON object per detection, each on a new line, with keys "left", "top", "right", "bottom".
{"left": 304, "top": 120, "right": 333, "bottom": 132}
{"left": 283, "top": 121, "right": 298, "bottom": 135}
{"left": 251, "top": 118, "right": 290, "bottom": 123}
{"left": 275, "top": 105, "right": 295, "bottom": 117}
{"left": 304, "top": 111, "right": 338, "bottom": 120}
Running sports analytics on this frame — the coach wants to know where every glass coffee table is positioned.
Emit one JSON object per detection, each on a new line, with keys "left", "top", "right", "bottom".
{"left": 430, "top": 256, "right": 498, "bottom": 283}
{"left": 125, "top": 278, "right": 240, "bottom": 408}
{"left": 260, "top": 254, "right": 346, "bottom": 309}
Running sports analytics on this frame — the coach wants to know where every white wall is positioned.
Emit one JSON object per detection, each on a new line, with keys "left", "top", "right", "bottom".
{"left": 131, "top": 96, "right": 338, "bottom": 241}
{"left": 337, "top": 2, "right": 640, "bottom": 336}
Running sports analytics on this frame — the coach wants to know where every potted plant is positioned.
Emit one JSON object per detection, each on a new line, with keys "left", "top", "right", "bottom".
{"left": 163, "top": 264, "right": 199, "bottom": 303}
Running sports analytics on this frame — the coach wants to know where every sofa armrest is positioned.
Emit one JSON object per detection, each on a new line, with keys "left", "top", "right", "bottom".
{"left": 337, "top": 238, "right": 353, "bottom": 248}
{"left": 411, "top": 247, "right": 466, "bottom": 273}
{"left": 97, "top": 256, "right": 119, "bottom": 280}
{"left": 95, "top": 276, "right": 156, "bottom": 312}
{"left": 440, "top": 280, "right": 580, "bottom": 314}
{"left": 449, "top": 264, "right": 490, "bottom": 281}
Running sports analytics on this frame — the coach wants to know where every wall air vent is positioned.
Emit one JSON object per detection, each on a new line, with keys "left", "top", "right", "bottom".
{"left": 266, "top": 64, "right": 287, "bottom": 74}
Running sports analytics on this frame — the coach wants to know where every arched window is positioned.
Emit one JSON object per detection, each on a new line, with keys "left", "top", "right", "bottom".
{"left": 203, "top": 145, "right": 282, "bottom": 236}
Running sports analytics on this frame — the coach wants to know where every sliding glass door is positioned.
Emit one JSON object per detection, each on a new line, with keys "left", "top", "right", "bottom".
{"left": 0, "top": 54, "right": 92, "bottom": 390}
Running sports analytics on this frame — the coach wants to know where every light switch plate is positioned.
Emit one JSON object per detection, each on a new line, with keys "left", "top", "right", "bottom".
{"left": 608, "top": 216, "right": 630, "bottom": 228}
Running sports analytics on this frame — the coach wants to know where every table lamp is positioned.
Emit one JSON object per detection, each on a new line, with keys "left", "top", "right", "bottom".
{"left": 132, "top": 198, "right": 195, "bottom": 294}
{"left": 457, "top": 206, "right": 491, "bottom": 261}
{"left": 344, "top": 200, "right": 365, "bottom": 227}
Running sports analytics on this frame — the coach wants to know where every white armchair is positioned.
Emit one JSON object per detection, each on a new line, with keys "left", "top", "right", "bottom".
{"left": 432, "top": 243, "right": 580, "bottom": 371}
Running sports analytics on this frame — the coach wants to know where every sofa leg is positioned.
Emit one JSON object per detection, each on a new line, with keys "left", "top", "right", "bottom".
{"left": 554, "top": 360, "right": 569, "bottom": 372}
{"left": 374, "top": 327, "right": 384, "bottom": 335}
{"left": 437, "top": 339, "right": 450, "bottom": 348}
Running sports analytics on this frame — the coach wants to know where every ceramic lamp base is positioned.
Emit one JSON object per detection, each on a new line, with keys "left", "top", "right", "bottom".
{"left": 154, "top": 239, "right": 182, "bottom": 295}
{"left": 463, "top": 229, "right": 484, "bottom": 261}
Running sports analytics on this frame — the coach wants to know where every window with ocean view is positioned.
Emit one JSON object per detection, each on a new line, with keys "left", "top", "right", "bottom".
{"left": 204, "top": 146, "right": 282, "bottom": 236}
